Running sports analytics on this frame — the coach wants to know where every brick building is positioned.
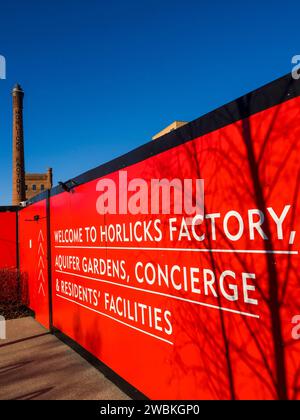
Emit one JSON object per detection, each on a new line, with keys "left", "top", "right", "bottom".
{"left": 152, "top": 121, "right": 187, "bottom": 140}
{"left": 25, "top": 168, "right": 53, "bottom": 200}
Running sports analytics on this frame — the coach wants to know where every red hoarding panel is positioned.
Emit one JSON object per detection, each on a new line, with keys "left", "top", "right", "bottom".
{"left": 50, "top": 93, "right": 300, "bottom": 400}
{"left": 0, "top": 211, "right": 17, "bottom": 269}
{"left": 18, "top": 200, "right": 49, "bottom": 329}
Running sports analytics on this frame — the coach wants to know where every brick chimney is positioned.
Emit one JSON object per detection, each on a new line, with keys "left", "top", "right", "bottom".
{"left": 12, "top": 83, "right": 26, "bottom": 205}
{"left": 47, "top": 167, "right": 53, "bottom": 187}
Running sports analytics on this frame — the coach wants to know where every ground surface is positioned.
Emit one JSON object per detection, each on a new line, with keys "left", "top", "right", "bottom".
{"left": 0, "top": 317, "right": 130, "bottom": 400}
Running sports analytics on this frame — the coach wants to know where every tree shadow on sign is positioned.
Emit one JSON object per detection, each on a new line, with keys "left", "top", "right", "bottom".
{"left": 168, "top": 80, "right": 300, "bottom": 400}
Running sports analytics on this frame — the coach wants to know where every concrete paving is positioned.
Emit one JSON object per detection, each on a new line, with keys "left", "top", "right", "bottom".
{"left": 0, "top": 317, "right": 130, "bottom": 400}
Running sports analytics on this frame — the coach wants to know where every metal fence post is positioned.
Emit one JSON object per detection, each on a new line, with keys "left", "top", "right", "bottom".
{"left": 46, "top": 190, "right": 53, "bottom": 332}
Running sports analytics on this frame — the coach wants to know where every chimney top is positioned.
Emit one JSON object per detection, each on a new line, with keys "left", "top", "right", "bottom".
{"left": 13, "top": 83, "right": 23, "bottom": 93}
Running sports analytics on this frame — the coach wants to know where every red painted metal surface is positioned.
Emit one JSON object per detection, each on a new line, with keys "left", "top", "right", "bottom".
{"left": 18, "top": 200, "right": 49, "bottom": 328}
{"left": 49, "top": 96, "right": 300, "bottom": 399}
{"left": 0, "top": 211, "right": 16, "bottom": 269}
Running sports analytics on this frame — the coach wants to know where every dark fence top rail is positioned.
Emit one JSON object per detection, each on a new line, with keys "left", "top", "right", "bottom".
{"left": 0, "top": 206, "right": 19, "bottom": 212}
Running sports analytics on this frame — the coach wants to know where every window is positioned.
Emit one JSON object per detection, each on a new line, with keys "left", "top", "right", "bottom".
{"left": 40, "top": 184, "right": 45, "bottom": 191}
{"left": 25, "top": 185, "right": 28, "bottom": 191}
{"left": 32, "top": 184, "right": 36, "bottom": 191}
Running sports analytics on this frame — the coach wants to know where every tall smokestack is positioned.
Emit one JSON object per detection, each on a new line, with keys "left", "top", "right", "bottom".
{"left": 47, "top": 167, "right": 53, "bottom": 187}
{"left": 12, "top": 83, "right": 26, "bottom": 205}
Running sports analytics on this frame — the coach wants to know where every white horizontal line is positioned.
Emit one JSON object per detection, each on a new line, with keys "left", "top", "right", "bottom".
{"left": 55, "top": 293, "right": 173, "bottom": 346}
{"left": 55, "top": 270, "right": 260, "bottom": 319}
{"left": 54, "top": 245, "right": 298, "bottom": 255}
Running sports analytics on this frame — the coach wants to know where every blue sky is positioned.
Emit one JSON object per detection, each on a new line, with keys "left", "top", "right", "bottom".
{"left": 0, "top": 0, "right": 299, "bottom": 204}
